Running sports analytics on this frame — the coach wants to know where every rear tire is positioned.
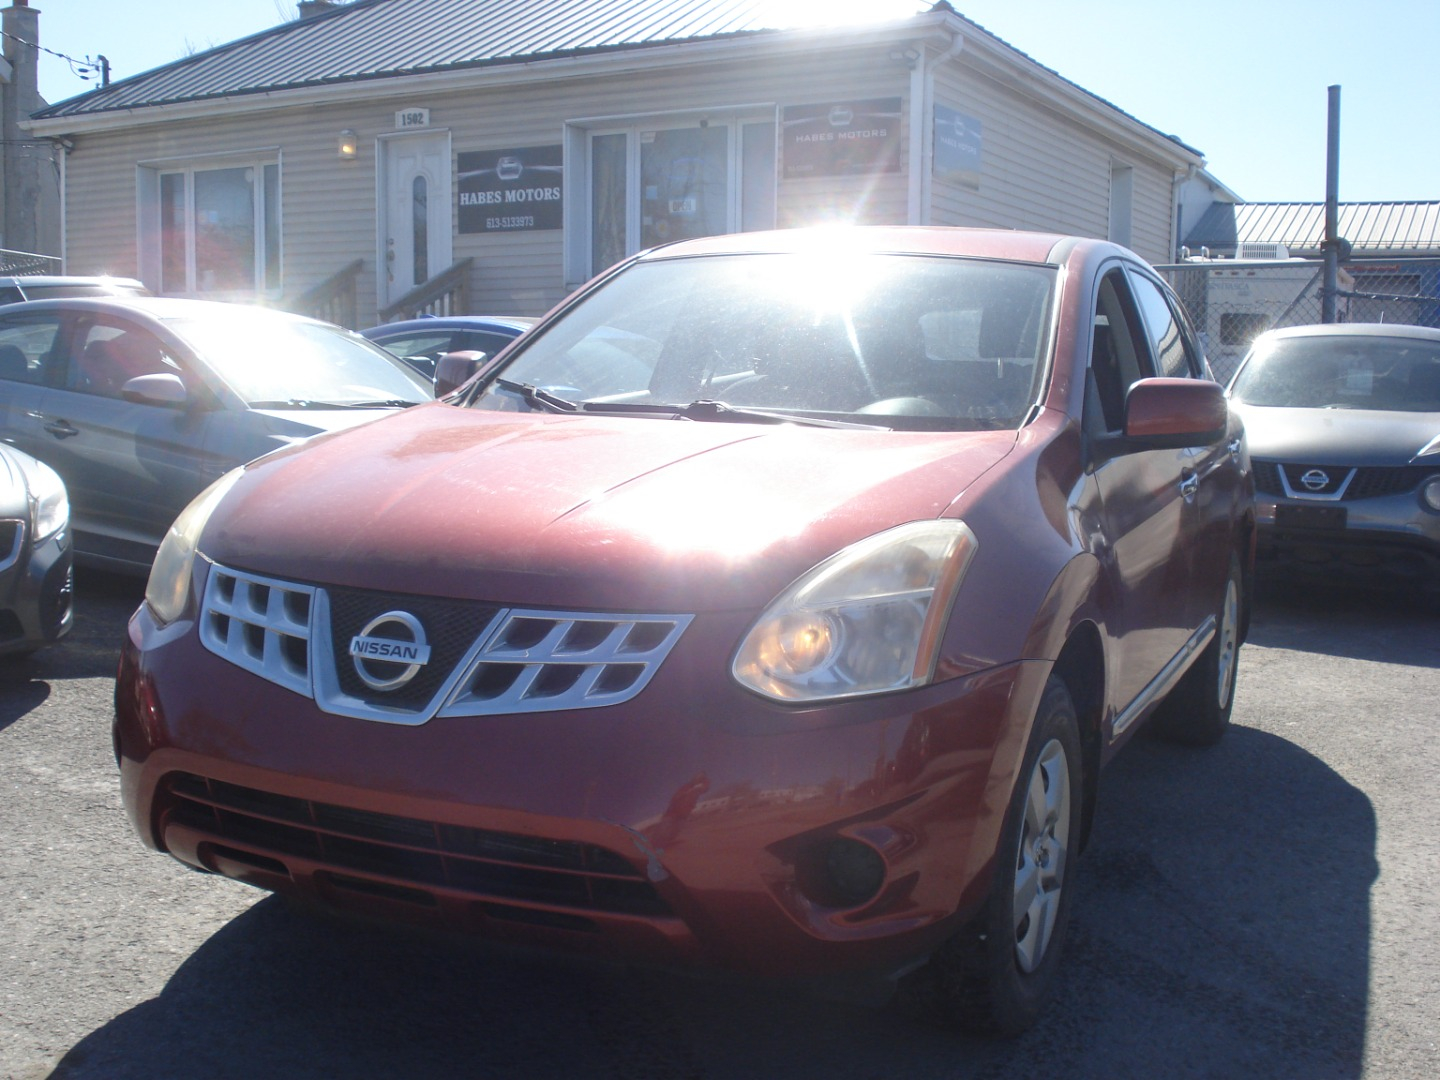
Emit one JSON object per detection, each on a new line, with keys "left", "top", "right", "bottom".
{"left": 914, "top": 675, "right": 1083, "bottom": 1037}
{"left": 1152, "top": 553, "right": 1243, "bottom": 747}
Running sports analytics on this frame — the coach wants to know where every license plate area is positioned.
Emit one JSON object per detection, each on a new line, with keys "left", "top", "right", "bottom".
{"left": 1276, "top": 504, "right": 1347, "bottom": 530}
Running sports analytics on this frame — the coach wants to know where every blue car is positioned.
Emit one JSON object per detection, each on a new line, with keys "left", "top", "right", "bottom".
{"left": 361, "top": 315, "right": 534, "bottom": 379}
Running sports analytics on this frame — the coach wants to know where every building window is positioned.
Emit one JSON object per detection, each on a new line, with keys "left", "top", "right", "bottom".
{"left": 574, "top": 114, "right": 776, "bottom": 279}
{"left": 143, "top": 156, "right": 281, "bottom": 297}
{"left": 412, "top": 174, "right": 429, "bottom": 285}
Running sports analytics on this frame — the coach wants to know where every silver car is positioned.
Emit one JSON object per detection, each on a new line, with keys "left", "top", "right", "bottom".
{"left": 1227, "top": 322, "right": 1440, "bottom": 580}
{"left": 0, "top": 443, "right": 73, "bottom": 657}
{"left": 0, "top": 297, "right": 433, "bottom": 573}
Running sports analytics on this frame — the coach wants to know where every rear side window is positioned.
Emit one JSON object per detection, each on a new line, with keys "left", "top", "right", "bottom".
{"left": 0, "top": 316, "right": 63, "bottom": 385}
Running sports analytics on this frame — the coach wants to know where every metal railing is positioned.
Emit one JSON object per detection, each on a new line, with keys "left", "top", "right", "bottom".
{"left": 0, "top": 249, "right": 62, "bottom": 275}
{"left": 282, "top": 259, "right": 363, "bottom": 328}
{"left": 376, "top": 258, "right": 473, "bottom": 323}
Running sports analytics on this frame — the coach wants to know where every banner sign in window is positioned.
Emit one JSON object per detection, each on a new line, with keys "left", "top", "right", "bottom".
{"left": 934, "top": 105, "right": 983, "bottom": 190}
{"left": 458, "top": 145, "right": 563, "bottom": 233}
{"left": 781, "top": 98, "right": 902, "bottom": 179}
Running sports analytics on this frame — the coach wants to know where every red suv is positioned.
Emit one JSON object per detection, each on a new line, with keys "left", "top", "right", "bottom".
{"left": 115, "top": 227, "right": 1253, "bottom": 1035}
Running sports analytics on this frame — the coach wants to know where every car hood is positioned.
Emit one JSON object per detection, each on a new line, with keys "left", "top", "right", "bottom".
{"left": 1233, "top": 403, "right": 1440, "bottom": 465}
{"left": 204, "top": 403, "right": 1018, "bottom": 612}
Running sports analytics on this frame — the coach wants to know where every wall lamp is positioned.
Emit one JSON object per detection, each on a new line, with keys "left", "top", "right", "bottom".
{"left": 338, "top": 129, "right": 359, "bottom": 160}
{"left": 888, "top": 46, "right": 920, "bottom": 69}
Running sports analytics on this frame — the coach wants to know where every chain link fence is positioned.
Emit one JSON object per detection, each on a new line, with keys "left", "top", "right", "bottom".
{"left": 1158, "top": 258, "right": 1440, "bottom": 383}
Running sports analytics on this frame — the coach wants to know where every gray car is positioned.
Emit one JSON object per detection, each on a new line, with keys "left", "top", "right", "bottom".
{"left": 0, "top": 442, "right": 73, "bottom": 656}
{"left": 0, "top": 275, "right": 149, "bottom": 305}
{"left": 1227, "top": 322, "right": 1440, "bottom": 580}
{"left": 0, "top": 297, "right": 432, "bottom": 573}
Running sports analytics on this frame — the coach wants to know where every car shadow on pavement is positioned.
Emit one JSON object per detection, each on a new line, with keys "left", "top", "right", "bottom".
{"left": 47, "top": 723, "right": 1374, "bottom": 1079}
{"left": 1249, "top": 569, "right": 1440, "bottom": 667}
{"left": 0, "top": 673, "right": 49, "bottom": 730}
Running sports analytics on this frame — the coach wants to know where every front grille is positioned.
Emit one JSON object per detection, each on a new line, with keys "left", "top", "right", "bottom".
{"left": 163, "top": 773, "right": 670, "bottom": 918}
{"left": 1255, "top": 460, "right": 1435, "bottom": 501}
{"left": 198, "top": 561, "right": 692, "bottom": 724}
{"left": 327, "top": 586, "right": 499, "bottom": 711}
{"left": 200, "top": 565, "right": 314, "bottom": 696}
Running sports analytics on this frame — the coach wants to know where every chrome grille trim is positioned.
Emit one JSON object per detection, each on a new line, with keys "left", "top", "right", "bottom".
{"left": 442, "top": 610, "right": 693, "bottom": 717}
{"left": 199, "top": 563, "right": 315, "bottom": 697}
{"left": 197, "top": 561, "right": 691, "bottom": 723}
{"left": 310, "top": 588, "right": 499, "bottom": 726}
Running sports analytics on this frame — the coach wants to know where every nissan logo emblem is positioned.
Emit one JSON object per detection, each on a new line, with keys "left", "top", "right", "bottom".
{"left": 1300, "top": 469, "right": 1331, "bottom": 492}
{"left": 349, "top": 610, "right": 432, "bottom": 691}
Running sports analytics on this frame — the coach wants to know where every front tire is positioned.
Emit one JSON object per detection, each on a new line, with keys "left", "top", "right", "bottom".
{"left": 914, "top": 675, "right": 1083, "bottom": 1036}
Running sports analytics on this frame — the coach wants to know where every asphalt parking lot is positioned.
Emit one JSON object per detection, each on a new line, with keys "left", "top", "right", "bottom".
{"left": 2, "top": 567, "right": 1437, "bottom": 1080}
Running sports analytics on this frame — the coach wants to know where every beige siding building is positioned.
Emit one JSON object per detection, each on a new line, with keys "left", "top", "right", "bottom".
{"left": 26, "top": 0, "right": 1207, "bottom": 327}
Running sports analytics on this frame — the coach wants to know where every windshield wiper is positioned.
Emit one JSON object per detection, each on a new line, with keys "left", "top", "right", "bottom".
{"left": 494, "top": 378, "right": 581, "bottom": 414}
{"left": 249, "top": 398, "right": 421, "bottom": 410}
{"left": 577, "top": 398, "right": 889, "bottom": 429}
{"left": 672, "top": 399, "right": 889, "bottom": 429}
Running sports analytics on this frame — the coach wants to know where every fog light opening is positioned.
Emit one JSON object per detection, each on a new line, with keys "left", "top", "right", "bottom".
{"left": 820, "top": 837, "right": 887, "bottom": 909}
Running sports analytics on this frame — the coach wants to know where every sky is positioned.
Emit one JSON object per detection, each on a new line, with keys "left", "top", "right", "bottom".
{"left": 26, "top": 0, "right": 1440, "bottom": 204}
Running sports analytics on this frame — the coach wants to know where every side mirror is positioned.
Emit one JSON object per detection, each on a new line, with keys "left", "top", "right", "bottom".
{"left": 1122, "top": 377, "right": 1227, "bottom": 446}
{"left": 120, "top": 372, "right": 188, "bottom": 407}
{"left": 1092, "top": 378, "right": 1227, "bottom": 463}
{"left": 434, "top": 349, "right": 488, "bottom": 396}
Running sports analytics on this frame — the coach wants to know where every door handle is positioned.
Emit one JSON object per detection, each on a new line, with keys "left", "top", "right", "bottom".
{"left": 1179, "top": 471, "right": 1199, "bottom": 502}
{"left": 1227, "top": 438, "right": 1242, "bottom": 462}
{"left": 43, "top": 419, "right": 80, "bottom": 439}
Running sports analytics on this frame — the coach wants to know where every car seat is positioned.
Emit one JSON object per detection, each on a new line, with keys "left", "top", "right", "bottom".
{"left": 0, "top": 343, "right": 27, "bottom": 383}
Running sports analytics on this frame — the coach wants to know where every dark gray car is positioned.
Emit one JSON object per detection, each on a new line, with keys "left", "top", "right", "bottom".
{"left": 0, "top": 442, "right": 73, "bottom": 656}
{"left": 0, "top": 297, "right": 432, "bottom": 572}
{"left": 1228, "top": 322, "right": 1440, "bottom": 579}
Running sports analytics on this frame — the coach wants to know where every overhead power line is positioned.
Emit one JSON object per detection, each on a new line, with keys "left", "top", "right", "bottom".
{"left": 1, "top": 28, "right": 109, "bottom": 87}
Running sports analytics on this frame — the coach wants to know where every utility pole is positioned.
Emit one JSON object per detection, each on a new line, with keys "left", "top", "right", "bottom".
{"left": 1321, "top": 85, "right": 1342, "bottom": 323}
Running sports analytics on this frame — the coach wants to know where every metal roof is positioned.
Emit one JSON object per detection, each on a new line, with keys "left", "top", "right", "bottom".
{"left": 1186, "top": 201, "right": 1440, "bottom": 257}
{"left": 35, "top": 0, "right": 933, "bottom": 119}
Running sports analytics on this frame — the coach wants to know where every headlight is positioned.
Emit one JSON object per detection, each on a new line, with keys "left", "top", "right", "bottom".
{"left": 145, "top": 468, "right": 245, "bottom": 625}
{"left": 732, "top": 520, "right": 978, "bottom": 703}
{"left": 1422, "top": 475, "right": 1440, "bottom": 513}
{"left": 25, "top": 458, "right": 69, "bottom": 542}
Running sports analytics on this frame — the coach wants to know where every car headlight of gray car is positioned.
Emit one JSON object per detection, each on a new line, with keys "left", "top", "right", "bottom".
{"left": 22, "top": 455, "right": 69, "bottom": 542}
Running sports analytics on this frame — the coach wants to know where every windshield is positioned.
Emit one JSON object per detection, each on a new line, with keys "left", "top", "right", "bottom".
{"left": 169, "top": 316, "right": 433, "bottom": 407}
{"left": 470, "top": 252, "right": 1054, "bottom": 430}
{"left": 1231, "top": 334, "right": 1440, "bottom": 412}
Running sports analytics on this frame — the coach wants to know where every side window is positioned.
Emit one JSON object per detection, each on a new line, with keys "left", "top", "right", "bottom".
{"left": 1130, "top": 273, "right": 1197, "bottom": 378}
{"left": 373, "top": 331, "right": 455, "bottom": 365}
{"left": 66, "top": 322, "right": 180, "bottom": 399}
{"left": 0, "top": 316, "right": 64, "bottom": 386}
{"left": 1088, "top": 268, "right": 1156, "bottom": 433}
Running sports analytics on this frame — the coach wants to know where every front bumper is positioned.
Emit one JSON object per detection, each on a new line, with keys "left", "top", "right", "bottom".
{"left": 1254, "top": 490, "right": 1440, "bottom": 576}
{"left": 0, "top": 522, "right": 73, "bottom": 656}
{"left": 115, "top": 598, "right": 1049, "bottom": 982}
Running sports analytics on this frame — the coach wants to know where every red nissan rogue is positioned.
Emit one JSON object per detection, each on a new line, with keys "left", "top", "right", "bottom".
{"left": 115, "top": 227, "right": 1253, "bottom": 1035}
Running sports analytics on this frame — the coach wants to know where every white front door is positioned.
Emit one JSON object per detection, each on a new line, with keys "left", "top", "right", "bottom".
{"left": 380, "top": 132, "right": 452, "bottom": 309}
